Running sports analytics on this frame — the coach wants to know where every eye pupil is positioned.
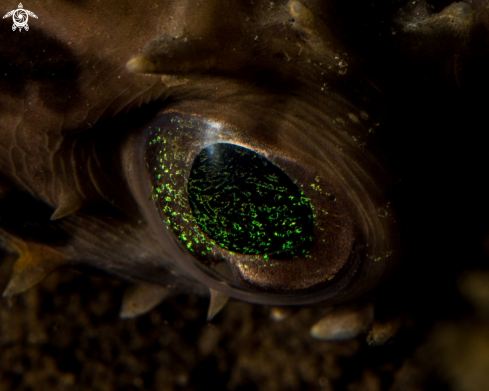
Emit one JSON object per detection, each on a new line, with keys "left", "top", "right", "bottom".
{"left": 188, "top": 143, "right": 313, "bottom": 256}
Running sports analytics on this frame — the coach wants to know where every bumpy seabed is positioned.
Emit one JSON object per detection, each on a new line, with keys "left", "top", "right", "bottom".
{"left": 2, "top": 245, "right": 489, "bottom": 391}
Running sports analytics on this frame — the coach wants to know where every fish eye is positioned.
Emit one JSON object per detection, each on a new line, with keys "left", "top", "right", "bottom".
{"left": 186, "top": 142, "right": 314, "bottom": 257}
{"left": 125, "top": 106, "right": 399, "bottom": 306}
{"left": 0, "top": 0, "right": 402, "bottom": 311}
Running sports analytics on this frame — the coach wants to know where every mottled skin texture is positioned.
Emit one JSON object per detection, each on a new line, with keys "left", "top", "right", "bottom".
{"left": 0, "top": 0, "right": 171, "bottom": 281}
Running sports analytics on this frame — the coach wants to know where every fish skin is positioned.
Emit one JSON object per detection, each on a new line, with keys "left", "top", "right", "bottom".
{"left": 0, "top": 0, "right": 200, "bottom": 292}
{"left": 3, "top": 0, "right": 476, "bottom": 303}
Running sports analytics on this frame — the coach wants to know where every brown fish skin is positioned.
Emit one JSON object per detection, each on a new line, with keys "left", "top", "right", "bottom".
{"left": 0, "top": 0, "right": 204, "bottom": 293}
{"left": 4, "top": 0, "right": 481, "bottom": 306}
{"left": 0, "top": 0, "right": 168, "bottom": 195}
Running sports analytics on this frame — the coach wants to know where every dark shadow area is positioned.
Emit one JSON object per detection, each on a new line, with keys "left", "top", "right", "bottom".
{"left": 0, "top": 27, "right": 81, "bottom": 113}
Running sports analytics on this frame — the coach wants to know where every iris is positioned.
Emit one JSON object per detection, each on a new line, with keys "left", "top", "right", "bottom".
{"left": 188, "top": 144, "right": 313, "bottom": 255}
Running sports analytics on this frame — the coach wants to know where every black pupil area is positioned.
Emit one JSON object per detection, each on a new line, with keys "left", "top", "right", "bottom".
{"left": 187, "top": 143, "right": 313, "bottom": 255}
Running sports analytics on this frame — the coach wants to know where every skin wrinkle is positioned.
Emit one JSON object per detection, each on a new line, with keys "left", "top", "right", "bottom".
{"left": 87, "top": 153, "right": 107, "bottom": 203}
{"left": 35, "top": 122, "right": 56, "bottom": 205}
{"left": 61, "top": 215, "right": 147, "bottom": 260}
{"left": 87, "top": 142, "right": 123, "bottom": 206}
{"left": 11, "top": 131, "right": 41, "bottom": 196}
{"left": 58, "top": 213, "right": 203, "bottom": 294}
{"left": 78, "top": 60, "right": 161, "bottom": 126}
{"left": 73, "top": 77, "right": 163, "bottom": 132}
{"left": 49, "top": 151, "right": 65, "bottom": 209}
{"left": 62, "top": 140, "right": 85, "bottom": 205}
{"left": 70, "top": 137, "right": 90, "bottom": 201}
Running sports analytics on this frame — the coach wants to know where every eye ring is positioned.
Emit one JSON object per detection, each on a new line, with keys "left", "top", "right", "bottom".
{"left": 125, "top": 104, "right": 399, "bottom": 306}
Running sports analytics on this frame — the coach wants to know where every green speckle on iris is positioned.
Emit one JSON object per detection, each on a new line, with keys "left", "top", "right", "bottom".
{"left": 187, "top": 143, "right": 313, "bottom": 255}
